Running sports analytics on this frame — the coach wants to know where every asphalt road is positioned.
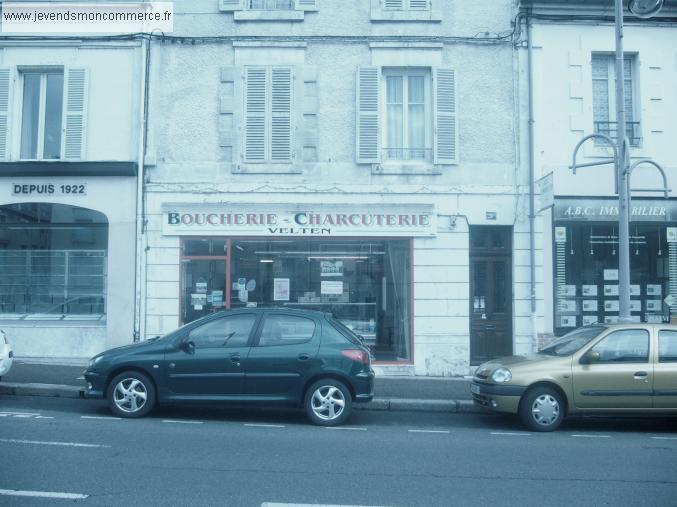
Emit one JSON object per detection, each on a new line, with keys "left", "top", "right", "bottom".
{"left": 1, "top": 395, "right": 676, "bottom": 507}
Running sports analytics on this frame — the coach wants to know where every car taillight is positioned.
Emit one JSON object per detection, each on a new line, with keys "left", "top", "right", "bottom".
{"left": 341, "top": 349, "right": 370, "bottom": 365}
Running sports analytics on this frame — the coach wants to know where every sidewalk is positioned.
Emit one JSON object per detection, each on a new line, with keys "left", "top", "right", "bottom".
{"left": 0, "top": 359, "right": 480, "bottom": 414}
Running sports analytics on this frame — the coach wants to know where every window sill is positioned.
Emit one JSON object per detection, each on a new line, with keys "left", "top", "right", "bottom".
{"left": 372, "top": 161, "right": 442, "bottom": 175}
{"left": 232, "top": 163, "right": 302, "bottom": 174}
{"left": 370, "top": 10, "right": 441, "bottom": 22}
{"left": 234, "top": 10, "right": 304, "bottom": 21}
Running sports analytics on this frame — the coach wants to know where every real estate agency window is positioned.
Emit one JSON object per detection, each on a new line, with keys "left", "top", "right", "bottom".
{"left": 382, "top": 68, "right": 431, "bottom": 162}
{"left": 591, "top": 53, "right": 639, "bottom": 147}
{"left": 20, "top": 69, "right": 64, "bottom": 160}
{"left": 180, "top": 237, "right": 413, "bottom": 362}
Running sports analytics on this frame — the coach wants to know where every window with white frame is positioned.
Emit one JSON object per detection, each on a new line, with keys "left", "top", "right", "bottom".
{"left": 219, "top": 0, "right": 318, "bottom": 12}
{"left": 383, "top": 0, "right": 430, "bottom": 10}
{"left": 248, "top": 0, "right": 293, "bottom": 9}
{"left": 20, "top": 69, "right": 64, "bottom": 160}
{"left": 591, "top": 53, "right": 639, "bottom": 147}
{"left": 244, "top": 66, "right": 293, "bottom": 164}
{"left": 383, "top": 69, "right": 431, "bottom": 162}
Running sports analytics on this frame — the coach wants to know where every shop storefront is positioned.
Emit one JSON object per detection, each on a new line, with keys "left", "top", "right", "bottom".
{"left": 553, "top": 197, "right": 677, "bottom": 335}
{"left": 162, "top": 203, "right": 435, "bottom": 363}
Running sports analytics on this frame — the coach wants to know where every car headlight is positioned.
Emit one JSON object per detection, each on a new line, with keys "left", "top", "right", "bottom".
{"left": 490, "top": 367, "right": 512, "bottom": 383}
{"left": 88, "top": 355, "right": 104, "bottom": 368}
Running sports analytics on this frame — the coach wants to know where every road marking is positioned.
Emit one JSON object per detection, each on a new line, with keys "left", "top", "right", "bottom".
{"left": 35, "top": 416, "right": 54, "bottom": 419}
{"left": 81, "top": 415, "right": 122, "bottom": 420}
{"left": 0, "top": 489, "right": 88, "bottom": 500}
{"left": 0, "top": 438, "right": 110, "bottom": 448}
{"left": 651, "top": 436, "right": 677, "bottom": 440}
{"left": 324, "top": 427, "right": 367, "bottom": 431}
{"left": 244, "top": 423, "right": 285, "bottom": 428}
{"left": 162, "top": 419, "right": 203, "bottom": 425}
{"left": 408, "top": 429, "right": 450, "bottom": 434}
{"left": 262, "top": 503, "right": 391, "bottom": 507}
{"left": 0, "top": 412, "right": 41, "bottom": 418}
{"left": 76, "top": 376, "right": 85, "bottom": 380}
{"left": 491, "top": 432, "right": 531, "bottom": 436}
{"left": 571, "top": 434, "right": 611, "bottom": 439}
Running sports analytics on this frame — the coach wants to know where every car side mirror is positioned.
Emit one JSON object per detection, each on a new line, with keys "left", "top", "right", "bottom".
{"left": 580, "top": 350, "right": 600, "bottom": 365}
{"left": 179, "top": 340, "right": 196, "bottom": 354}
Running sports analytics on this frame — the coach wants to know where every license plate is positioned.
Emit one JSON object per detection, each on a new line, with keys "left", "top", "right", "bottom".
{"left": 471, "top": 384, "right": 480, "bottom": 395}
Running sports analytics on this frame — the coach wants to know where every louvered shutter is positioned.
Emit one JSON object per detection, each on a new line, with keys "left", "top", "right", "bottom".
{"left": 271, "top": 68, "right": 292, "bottom": 163}
{"left": 409, "top": 0, "right": 429, "bottom": 9}
{"left": 219, "top": 0, "right": 243, "bottom": 11}
{"left": 356, "top": 66, "right": 380, "bottom": 164}
{"left": 433, "top": 67, "right": 457, "bottom": 165}
{"left": 245, "top": 67, "right": 266, "bottom": 163}
{"left": 295, "top": 0, "right": 319, "bottom": 11}
{"left": 62, "top": 68, "right": 88, "bottom": 160}
{"left": 0, "top": 68, "right": 11, "bottom": 160}
{"left": 295, "top": 66, "right": 318, "bottom": 162}
{"left": 384, "top": 0, "right": 403, "bottom": 9}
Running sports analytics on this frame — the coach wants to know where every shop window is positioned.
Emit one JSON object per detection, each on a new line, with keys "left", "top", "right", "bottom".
{"left": 257, "top": 314, "right": 315, "bottom": 346}
{"left": 0, "top": 203, "right": 107, "bottom": 320}
{"left": 553, "top": 223, "right": 668, "bottom": 335}
{"left": 591, "top": 53, "right": 639, "bottom": 147}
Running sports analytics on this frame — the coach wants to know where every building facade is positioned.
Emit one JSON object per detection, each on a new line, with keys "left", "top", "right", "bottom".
{"left": 138, "top": 0, "right": 538, "bottom": 376}
{"left": 0, "top": 39, "right": 143, "bottom": 358}
{"left": 519, "top": 0, "right": 677, "bottom": 343}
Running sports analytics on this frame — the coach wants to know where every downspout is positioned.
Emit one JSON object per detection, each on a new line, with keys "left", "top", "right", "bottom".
{"left": 133, "top": 35, "right": 150, "bottom": 342}
{"left": 527, "top": 13, "right": 538, "bottom": 351}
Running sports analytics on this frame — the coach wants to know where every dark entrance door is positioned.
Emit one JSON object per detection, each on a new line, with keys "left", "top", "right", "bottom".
{"left": 470, "top": 226, "right": 513, "bottom": 365}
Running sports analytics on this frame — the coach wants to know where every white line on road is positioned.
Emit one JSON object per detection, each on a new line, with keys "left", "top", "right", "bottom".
{"left": 81, "top": 415, "right": 121, "bottom": 420}
{"left": 262, "top": 503, "right": 391, "bottom": 507}
{"left": 324, "top": 427, "right": 367, "bottom": 431}
{"left": 35, "top": 416, "right": 54, "bottom": 419}
{"left": 76, "top": 376, "right": 84, "bottom": 380}
{"left": 408, "top": 429, "right": 450, "bottom": 434}
{"left": 491, "top": 432, "right": 531, "bottom": 436}
{"left": 0, "top": 412, "right": 41, "bottom": 417}
{"left": 244, "top": 423, "right": 286, "bottom": 428}
{"left": 571, "top": 434, "right": 611, "bottom": 439}
{"left": 0, "top": 438, "right": 111, "bottom": 448}
{"left": 651, "top": 436, "right": 677, "bottom": 440}
{"left": 162, "top": 419, "right": 204, "bottom": 425}
{"left": 0, "top": 489, "right": 88, "bottom": 500}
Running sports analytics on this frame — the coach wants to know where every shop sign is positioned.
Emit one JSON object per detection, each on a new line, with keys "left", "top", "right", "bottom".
{"left": 535, "top": 172, "right": 554, "bottom": 213}
{"left": 162, "top": 203, "right": 436, "bottom": 237}
{"left": 554, "top": 198, "right": 677, "bottom": 222}
{"left": 11, "top": 182, "right": 87, "bottom": 196}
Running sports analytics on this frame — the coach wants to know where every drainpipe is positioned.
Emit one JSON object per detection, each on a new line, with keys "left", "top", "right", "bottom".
{"left": 526, "top": 13, "right": 538, "bottom": 351}
{"left": 133, "top": 35, "right": 149, "bottom": 342}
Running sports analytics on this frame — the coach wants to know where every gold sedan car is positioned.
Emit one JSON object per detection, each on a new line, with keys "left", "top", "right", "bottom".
{"left": 471, "top": 324, "right": 677, "bottom": 431}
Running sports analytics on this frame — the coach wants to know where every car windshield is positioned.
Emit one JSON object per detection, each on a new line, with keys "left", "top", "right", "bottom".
{"left": 539, "top": 326, "right": 607, "bottom": 356}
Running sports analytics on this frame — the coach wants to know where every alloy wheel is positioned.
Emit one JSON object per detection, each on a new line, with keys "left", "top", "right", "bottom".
{"left": 310, "top": 385, "right": 346, "bottom": 421}
{"left": 113, "top": 378, "right": 148, "bottom": 414}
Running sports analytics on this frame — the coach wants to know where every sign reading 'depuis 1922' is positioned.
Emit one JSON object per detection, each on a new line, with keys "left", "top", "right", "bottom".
{"left": 161, "top": 203, "right": 436, "bottom": 237}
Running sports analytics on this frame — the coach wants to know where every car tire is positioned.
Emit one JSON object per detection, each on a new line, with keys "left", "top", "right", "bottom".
{"left": 304, "top": 379, "right": 352, "bottom": 427}
{"left": 107, "top": 371, "right": 156, "bottom": 418}
{"left": 519, "top": 387, "right": 565, "bottom": 432}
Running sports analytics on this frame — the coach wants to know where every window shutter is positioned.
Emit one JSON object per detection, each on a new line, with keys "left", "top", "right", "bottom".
{"left": 244, "top": 68, "right": 267, "bottom": 163}
{"left": 356, "top": 66, "right": 380, "bottom": 164}
{"left": 0, "top": 68, "right": 11, "bottom": 161}
{"left": 409, "top": 0, "right": 429, "bottom": 9}
{"left": 384, "top": 0, "right": 404, "bottom": 9}
{"left": 433, "top": 67, "right": 457, "bottom": 165}
{"left": 219, "top": 0, "right": 243, "bottom": 11}
{"left": 295, "top": 66, "right": 318, "bottom": 163}
{"left": 62, "top": 68, "right": 88, "bottom": 160}
{"left": 271, "top": 67, "right": 292, "bottom": 163}
{"left": 295, "top": 0, "right": 319, "bottom": 11}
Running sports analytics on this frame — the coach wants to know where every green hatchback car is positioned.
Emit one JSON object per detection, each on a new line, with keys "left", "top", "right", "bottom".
{"left": 471, "top": 324, "right": 677, "bottom": 431}
{"left": 84, "top": 308, "right": 374, "bottom": 426}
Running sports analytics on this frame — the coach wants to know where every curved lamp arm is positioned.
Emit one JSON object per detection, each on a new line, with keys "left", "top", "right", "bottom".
{"left": 628, "top": 159, "right": 671, "bottom": 198}
{"left": 570, "top": 133, "right": 618, "bottom": 174}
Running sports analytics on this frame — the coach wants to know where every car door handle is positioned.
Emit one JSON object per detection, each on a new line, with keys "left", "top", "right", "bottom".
{"left": 298, "top": 353, "right": 310, "bottom": 361}
{"left": 230, "top": 354, "right": 241, "bottom": 365}
{"left": 633, "top": 371, "right": 648, "bottom": 379}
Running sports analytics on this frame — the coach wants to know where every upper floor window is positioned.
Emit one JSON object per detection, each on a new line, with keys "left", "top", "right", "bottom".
{"left": 383, "top": 68, "right": 431, "bottom": 162}
{"left": 384, "top": 0, "right": 430, "bottom": 10}
{"left": 219, "top": 0, "right": 318, "bottom": 13}
{"left": 20, "top": 69, "right": 63, "bottom": 160}
{"left": 249, "top": 0, "right": 293, "bottom": 9}
{"left": 592, "top": 53, "right": 639, "bottom": 147}
{"left": 244, "top": 66, "right": 292, "bottom": 164}
{"left": 356, "top": 66, "right": 457, "bottom": 166}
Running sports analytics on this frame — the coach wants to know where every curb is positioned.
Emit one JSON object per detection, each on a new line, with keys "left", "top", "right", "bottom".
{"left": 0, "top": 382, "right": 84, "bottom": 399}
{"left": 0, "top": 382, "right": 483, "bottom": 414}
